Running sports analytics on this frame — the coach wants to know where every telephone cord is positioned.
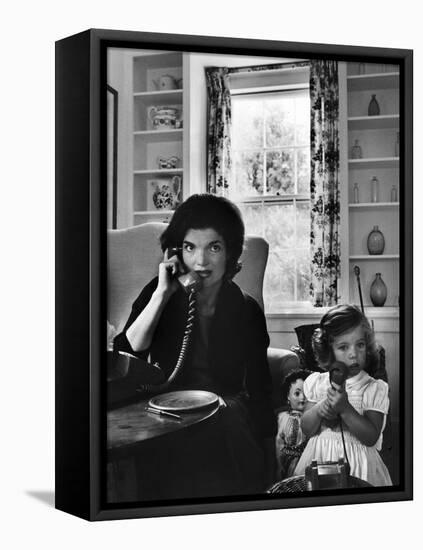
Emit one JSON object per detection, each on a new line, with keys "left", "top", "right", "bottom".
{"left": 137, "top": 288, "right": 197, "bottom": 394}
{"left": 339, "top": 417, "right": 350, "bottom": 470}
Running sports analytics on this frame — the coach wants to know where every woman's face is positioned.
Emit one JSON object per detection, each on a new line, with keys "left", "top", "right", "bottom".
{"left": 182, "top": 228, "right": 227, "bottom": 289}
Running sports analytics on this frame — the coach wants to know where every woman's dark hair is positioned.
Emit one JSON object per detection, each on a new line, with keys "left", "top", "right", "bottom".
{"left": 312, "top": 304, "right": 379, "bottom": 374}
{"left": 160, "top": 194, "right": 245, "bottom": 278}
{"left": 281, "top": 369, "right": 311, "bottom": 405}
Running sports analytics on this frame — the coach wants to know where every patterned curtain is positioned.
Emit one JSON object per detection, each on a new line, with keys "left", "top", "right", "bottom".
{"left": 309, "top": 60, "right": 340, "bottom": 307}
{"left": 205, "top": 67, "right": 232, "bottom": 196}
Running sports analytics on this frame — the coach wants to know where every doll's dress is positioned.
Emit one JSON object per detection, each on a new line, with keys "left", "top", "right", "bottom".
{"left": 294, "top": 370, "right": 392, "bottom": 487}
{"left": 276, "top": 410, "right": 307, "bottom": 480}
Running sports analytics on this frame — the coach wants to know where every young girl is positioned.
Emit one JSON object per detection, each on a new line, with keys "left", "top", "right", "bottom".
{"left": 294, "top": 304, "right": 392, "bottom": 486}
{"left": 275, "top": 369, "right": 310, "bottom": 480}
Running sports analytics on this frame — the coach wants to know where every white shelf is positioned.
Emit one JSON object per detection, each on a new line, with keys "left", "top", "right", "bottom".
{"left": 347, "top": 72, "right": 400, "bottom": 91}
{"left": 349, "top": 254, "right": 400, "bottom": 260}
{"left": 133, "top": 210, "right": 174, "bottom": 216}
{"left": 133, "top": 129, "right": 183, "bottom": 142}
{"left": 348, "top": 114, "right": 399, "bottom": 130}
{"left": 134, "top": 168, "right": 183, "bottom": 176}
{"left": 348, "top": 157, "right": 399, "bottom": 169}
{"left": 349, "top": 202, "right": 399, "bottom": 209}
{"left": 134, "top": 90, "right": 183, "bottom": 98}
{"left": 133, "top": 90, "right": 183, "bottom": 107}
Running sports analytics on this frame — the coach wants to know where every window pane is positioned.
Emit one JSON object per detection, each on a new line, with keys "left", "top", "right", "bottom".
{"left": 295, "top": 95, "right": 310, "bottom": 145}
{"left": 233, "top": 151, "right": 264, "bottom": 196}
{"left": 266, "top": 150, "right": 295, "bottom": 195}
{"left": 264, "top": 96, "right": 295, "bottom": 147}
{"left": 264, "top": 203, "right": 295, "bottom": 249}
{"left": 296, "top": 249, "right": 311, "bottom": 302}
{"left": 240, "top": 203, "right": 263, "bottom": 236}
{"left": 232, "top": 97, "right": 263, "bottom": 149}
{"left": 264, "top": 250, "right": 295, "bottom": 311}
{"left": 297, "top": 148, "right": 310, "bottom": 194}
{"left": 296, "top": 201, "right": 310, "bottom": 248}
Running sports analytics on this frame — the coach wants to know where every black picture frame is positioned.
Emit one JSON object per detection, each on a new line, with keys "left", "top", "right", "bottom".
{"left": 107, "top": 84, "right": 118, "bottom": 229}
{"left": 55, "top": 28, "right": 413, "bottom": 521}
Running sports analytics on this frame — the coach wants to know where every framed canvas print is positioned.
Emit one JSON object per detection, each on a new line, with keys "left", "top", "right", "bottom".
{"left": 55, "top": 28, "right": 413, "bottom": 521}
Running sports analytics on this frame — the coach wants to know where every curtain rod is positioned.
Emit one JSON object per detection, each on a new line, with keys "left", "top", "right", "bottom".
{"left": 227, "top": 60, "right": 310, "bottom": 75}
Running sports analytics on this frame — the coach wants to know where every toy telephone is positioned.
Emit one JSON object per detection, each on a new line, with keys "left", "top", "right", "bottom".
{"left": 328, "top": 360, "right": 350, "bottom": 466}
{"left": 329, "top": 361, "right": 349, "bottom": 387}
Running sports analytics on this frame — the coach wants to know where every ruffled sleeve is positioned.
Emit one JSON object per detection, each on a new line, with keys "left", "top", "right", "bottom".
{"left": 303, "top": 371, "right": 325, "bottom": 403}
{"left": 362, "top": 378, "right": 390, "bottom": 415}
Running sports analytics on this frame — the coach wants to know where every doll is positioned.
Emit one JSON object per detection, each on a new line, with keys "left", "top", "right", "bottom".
{"left": 275, "top": 369, "right": 310, "bottom": 480}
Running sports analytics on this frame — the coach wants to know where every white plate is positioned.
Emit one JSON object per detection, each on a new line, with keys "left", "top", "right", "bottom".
{"left": 148, "top": 390, "right": 219, "bottom": 412}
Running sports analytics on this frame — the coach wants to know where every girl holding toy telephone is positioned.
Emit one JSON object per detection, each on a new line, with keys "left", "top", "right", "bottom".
{"left": 294, "top": 305, "right": 392, "bottom": 486}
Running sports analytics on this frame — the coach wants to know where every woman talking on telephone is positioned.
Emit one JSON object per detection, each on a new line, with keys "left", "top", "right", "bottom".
{"left": 114, "top": 194, "right": 276, "bottom": 499}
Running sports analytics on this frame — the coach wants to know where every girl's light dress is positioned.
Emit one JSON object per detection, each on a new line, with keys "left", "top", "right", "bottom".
{"left": 294, "top": 370, "right": 392, "bottom": 486}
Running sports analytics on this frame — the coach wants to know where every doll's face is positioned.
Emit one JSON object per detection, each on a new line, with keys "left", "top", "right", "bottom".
{"left": 287, "top": 378, "right": 306, "bottom": 412}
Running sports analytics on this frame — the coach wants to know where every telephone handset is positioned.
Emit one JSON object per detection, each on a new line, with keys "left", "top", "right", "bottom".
{"left": 167, "top": 246, "right": 202, "bottom": 294}
{"left": 328, "top": 361, "right": 349, "bottom": 388}
{"left": 328, "top": 360, "right": 350, "bottom": 467}
{"left": 136, "top": 247, "right": 201, "bottom": 394}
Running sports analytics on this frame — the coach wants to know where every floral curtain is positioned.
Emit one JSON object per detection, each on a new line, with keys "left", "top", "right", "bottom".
{"left": 309, "top": 60, "right": 340, "bottom": 307}
{"left": 205, "top": 67, "right": 232, "bottom": 196}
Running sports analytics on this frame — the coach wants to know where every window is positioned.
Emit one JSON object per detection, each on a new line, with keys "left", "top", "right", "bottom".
{"left": 230, "top": 87, "right": 311, "bottom": 312}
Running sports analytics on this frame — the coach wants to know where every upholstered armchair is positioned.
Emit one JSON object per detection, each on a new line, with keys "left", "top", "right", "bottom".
{"left": 107, "top": 222, "right": 299, "bottom": 409}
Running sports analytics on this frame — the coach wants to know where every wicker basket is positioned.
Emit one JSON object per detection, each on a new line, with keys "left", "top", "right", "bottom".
{"left": 268, "top": 474, "right": 372, "bottom": 493}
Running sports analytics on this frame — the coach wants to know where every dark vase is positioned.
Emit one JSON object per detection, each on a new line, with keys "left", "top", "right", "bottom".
{"left": 370, "top": 273, "right": 387, "bottom": 307}
{"left": 367, "top": 225, "right": 385, "bottom": 255}
{"left": 368, "top": 94, "right": 380, "bottom": 116}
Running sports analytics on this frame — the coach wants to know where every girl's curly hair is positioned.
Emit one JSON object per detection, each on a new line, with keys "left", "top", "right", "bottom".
{"left": 281, "top": 369, "right": 312, "bottom": 405}
{"left": 312, "top": 304, "right": 379, "bottom": 376}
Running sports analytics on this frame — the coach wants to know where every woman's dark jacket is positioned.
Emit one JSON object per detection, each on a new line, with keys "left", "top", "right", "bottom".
{"left": 114, "top": 277, "right": 277, "bottom": 438}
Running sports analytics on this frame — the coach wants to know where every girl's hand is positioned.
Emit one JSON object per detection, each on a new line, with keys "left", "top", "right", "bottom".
{"left": 156, "top": 249, "right": 183, "bottom": 297}
{"left": 317, "top": 399, "right": 338, "bottom": 421}
{"left": 326, "top": 382, "right": 350, "bottom": 414}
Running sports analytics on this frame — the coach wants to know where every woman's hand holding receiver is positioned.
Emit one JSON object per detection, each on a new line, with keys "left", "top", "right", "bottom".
{"left": 126, "top": 249, "right": 185, "bottom": 352}
{"left": 156, "top": 248, "right": 184, "bottom": 298}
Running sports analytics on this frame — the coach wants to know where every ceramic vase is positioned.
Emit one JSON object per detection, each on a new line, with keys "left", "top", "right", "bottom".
{"left": 353, "top": 182, "right": 360, "bottom": 203}
{"left": 391, "top": 185, "right": 398, "bottom": 202}
{"left": 368, "top": 94, "right": 380, "bottom": 116}
{"left": 367, "top": 226, "right": 385, "bottom": 255}
{"left": 351, "top": 139, "right": 363, "bottom": 159}
{"left": 370, "top": 273, "right": 387, "bottom": 307}
{"left": 371, "top": 176, "right": 380, "bottom": 202}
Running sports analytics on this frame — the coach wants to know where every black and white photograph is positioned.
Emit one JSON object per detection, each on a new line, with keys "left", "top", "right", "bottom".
{"left": 103, "top": 38, "right": 411, "bottom": 511}
{"left": 5, "top": 1, "right": 420, "bottom": 546}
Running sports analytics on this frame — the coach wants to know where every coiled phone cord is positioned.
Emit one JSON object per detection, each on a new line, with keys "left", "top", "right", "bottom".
{"left": 339, "top": 418, "right": 350, "bottom": 470}
{"left": 137, "top": 288, "right": 197, "bottom": 394}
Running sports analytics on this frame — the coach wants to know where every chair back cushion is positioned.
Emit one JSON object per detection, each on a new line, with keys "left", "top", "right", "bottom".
{"left": 107, "top": 223, "right": 165, "bottom": 332}
{"left": 234, "top": 236, "right": 268, "bottom": 310}
{"left": 107, "top": 223, "right": 269, "bottom": 332}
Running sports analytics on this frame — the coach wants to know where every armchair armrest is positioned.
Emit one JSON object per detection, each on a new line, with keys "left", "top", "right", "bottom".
{"left": 267, "top": 347, "right": 300, "bottom": 410}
